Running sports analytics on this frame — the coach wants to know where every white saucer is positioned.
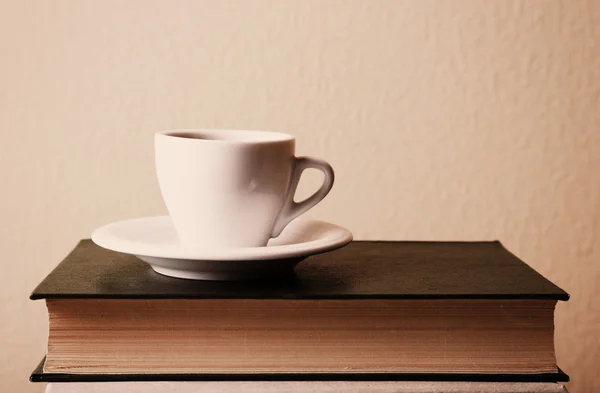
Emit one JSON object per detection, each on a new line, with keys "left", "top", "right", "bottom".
{"left": 91, "top": 216, "right": 353, "bottom": 281}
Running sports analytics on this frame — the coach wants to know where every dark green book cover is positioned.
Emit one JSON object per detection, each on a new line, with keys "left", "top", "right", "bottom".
{"left": 31, "top": 240, "right": 568, "bottom": 300}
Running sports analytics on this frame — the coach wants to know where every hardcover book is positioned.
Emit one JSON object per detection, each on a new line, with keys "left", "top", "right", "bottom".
{"left": 31, "top": 240, "right": 569, "bottom": 381}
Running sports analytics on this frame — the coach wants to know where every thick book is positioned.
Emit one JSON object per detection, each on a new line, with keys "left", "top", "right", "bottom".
{"left": 31, "top": 240, "right": 568, "bottom": 378}
{"left": 45, "top": 381, "right": 569, "bottom": 393}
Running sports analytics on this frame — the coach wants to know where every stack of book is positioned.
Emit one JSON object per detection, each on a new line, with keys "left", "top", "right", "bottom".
{"left": 31, "top": 240, "right": 569, "bottom": 392}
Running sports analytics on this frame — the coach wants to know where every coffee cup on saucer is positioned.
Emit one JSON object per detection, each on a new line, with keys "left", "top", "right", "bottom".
{"left": 92, "top": 129, "right": 351, "bottom": 280}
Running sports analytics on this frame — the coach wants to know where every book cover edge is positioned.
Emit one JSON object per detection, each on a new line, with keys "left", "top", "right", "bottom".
{"left": 30, "top": 357, "right": 570, "bottom": 383}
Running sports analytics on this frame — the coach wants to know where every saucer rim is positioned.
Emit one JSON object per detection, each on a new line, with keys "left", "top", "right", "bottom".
{"left": 91, "top": 216, "right": 353, "bottom": 261}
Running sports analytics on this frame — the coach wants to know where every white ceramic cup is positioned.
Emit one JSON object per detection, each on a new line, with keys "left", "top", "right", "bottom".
{"left": 155, "top": 129, "right": 334, "bottom": 249}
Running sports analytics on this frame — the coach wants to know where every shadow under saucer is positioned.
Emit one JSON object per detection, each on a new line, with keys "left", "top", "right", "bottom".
{"left": 140, "top": 255, "right": 305, "bottom": 281}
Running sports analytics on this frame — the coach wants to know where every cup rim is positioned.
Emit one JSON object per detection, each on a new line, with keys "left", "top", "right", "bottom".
{"left": 156, "top": 129, "right": 295, "bottom": 145}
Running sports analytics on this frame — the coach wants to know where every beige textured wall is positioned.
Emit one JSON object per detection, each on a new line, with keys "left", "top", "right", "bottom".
{"left": 1, "top": 1, "right": 598, "bottom": 392}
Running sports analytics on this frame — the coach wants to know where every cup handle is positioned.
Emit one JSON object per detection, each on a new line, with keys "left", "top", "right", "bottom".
{"left": 271, "top": 157, "right": 335, "bottom": 238}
